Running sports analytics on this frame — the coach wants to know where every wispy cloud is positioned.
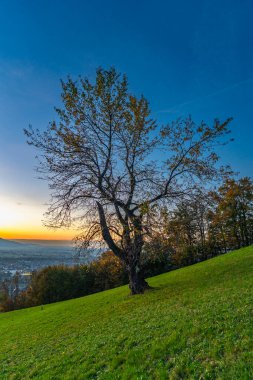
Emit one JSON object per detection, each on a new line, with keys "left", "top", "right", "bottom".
{"left": 156, "top": 77, "right": 253, "bottom": 114}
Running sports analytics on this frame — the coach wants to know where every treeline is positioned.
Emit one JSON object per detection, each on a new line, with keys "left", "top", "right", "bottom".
{"left": 165, "top": 177, "right": 253, "bottom": 266}
{"left": 1, "top": 177, "right": 252, "bottom": 312}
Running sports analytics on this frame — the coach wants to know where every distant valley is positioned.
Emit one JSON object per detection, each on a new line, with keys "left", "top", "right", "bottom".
{"left": 0, "top": 238, "right": 100, "bottom": 288}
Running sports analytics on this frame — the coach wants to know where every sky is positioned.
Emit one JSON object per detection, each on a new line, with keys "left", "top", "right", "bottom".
{"left": 0, "top": 0, "right": 253, "bottom": 239}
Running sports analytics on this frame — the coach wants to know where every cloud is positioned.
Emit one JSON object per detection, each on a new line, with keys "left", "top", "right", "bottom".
{"left": 156, "top": 77, "right": 253, "bottom": 115}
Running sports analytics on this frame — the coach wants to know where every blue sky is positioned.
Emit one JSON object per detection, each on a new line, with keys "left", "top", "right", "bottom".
{"left": 0, "top": 0, "right": 253, "bottom": 238}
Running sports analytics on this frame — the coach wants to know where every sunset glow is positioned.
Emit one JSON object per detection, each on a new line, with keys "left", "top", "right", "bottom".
{"left": 0, "top": 197, "right": 76, "bottom": 240}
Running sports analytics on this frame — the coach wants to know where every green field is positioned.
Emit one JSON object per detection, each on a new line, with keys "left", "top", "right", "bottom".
{"left": 0, "top": 247, "right": 252, "bottom": 379}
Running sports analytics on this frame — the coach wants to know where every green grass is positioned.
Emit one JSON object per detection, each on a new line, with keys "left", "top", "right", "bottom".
{"left": 0, "top": 247, "right": 253, "bottom": 380}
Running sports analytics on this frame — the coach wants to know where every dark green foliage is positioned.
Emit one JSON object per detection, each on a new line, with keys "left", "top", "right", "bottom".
{"left": 20, "top": 265, "right": 95, "bottom": 307}
{"left": 89, "top": 251, "right": 128, "bottom": 291}
{"left": 13, "top": 252, "right": 126, "bottom": 310}
{"left": 0, "top": 281, "right": 14, "bottom": 312}
{"left": 141, "top": 236, "right": 173, "bottom": 276}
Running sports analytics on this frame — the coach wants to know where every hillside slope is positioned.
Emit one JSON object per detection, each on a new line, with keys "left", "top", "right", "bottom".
{"left": 0, "top": 247, "right": 252, "bottom": 380}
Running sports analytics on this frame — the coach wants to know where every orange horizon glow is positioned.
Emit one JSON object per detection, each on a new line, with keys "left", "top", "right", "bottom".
{"left": 0, "top": 223, "right": 77, "bottom": 240}
{"left": 0, "top": 229, "right": 76, "bottom": 240}
{"left": 0, "top": 197, "right": 77, "bottom": 240}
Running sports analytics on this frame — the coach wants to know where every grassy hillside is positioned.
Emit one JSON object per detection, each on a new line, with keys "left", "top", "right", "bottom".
{"left": 0, "top": 247, "right": 253, "bottom": 380}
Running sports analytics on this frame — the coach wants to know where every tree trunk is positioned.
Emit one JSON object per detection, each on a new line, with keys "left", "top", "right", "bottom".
{"left": 97, "top": 202, "right": 149, "bottom": 294}
{"left": 128, "top": 268, "right": 149, "bottom": 294}
{"left": 126, "top": 259, "right": 150, "bottom": 295}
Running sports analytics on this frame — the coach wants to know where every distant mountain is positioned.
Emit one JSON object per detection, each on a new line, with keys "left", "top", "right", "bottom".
{"left": 13, "top": 239, "right": 74, "bottom": 247}
{"left": 0, "top": 238, "right": 24, "bottom": 248}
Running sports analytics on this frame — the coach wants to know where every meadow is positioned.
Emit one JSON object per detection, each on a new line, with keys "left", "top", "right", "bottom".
{"left": 0, "top": 246, "right": 252, "bottom": 379}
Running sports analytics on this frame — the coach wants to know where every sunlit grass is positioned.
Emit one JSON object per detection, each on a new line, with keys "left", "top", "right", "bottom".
{"left": 0, "top": 246, "right": 253, "bottom": 379}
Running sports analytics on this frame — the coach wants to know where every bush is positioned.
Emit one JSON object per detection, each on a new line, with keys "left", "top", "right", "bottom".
{"left": 90, "top": 251, "right": 128, "bottom": 292}
{"left": 16, "top": 265, "right": 95, "bottom": 307}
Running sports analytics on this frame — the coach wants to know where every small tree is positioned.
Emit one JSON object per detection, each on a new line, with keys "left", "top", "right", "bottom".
{"left": 25, "top": 68, "right": 232, "bottom": 294}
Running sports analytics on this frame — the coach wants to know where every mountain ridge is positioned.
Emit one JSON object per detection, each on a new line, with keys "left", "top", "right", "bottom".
{"left": 0, "top": 238, "right": 23, "bottom": 247}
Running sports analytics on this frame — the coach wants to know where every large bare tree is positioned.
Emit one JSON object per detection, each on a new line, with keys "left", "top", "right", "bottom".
{"left": 25, "top": 68, "right": 232, "bottom": 294}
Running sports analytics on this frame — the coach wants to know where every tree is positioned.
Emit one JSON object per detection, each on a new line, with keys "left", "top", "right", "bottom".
{"left": 25, "top": 67, "right": 232, "bottom": 294}
{"left": 209, "top": 177, "right": 253, "bottom": 250}
{"left": 161, "top": 191, "right": 215, "bottom": 265}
